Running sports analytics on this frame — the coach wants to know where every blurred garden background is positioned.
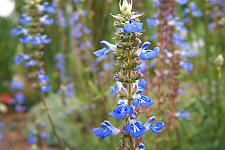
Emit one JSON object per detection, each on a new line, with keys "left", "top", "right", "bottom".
{"left": 0, "top": 0, "right": 224, "bottom": 150}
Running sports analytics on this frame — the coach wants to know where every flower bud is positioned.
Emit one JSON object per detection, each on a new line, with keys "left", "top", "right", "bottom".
{"left": 119, "top": 0, "right": 132, "bottom": 16}
{"left": 214, "top": 54, "right": 224, "bottom": 68}
{"left": 0, "top": 103, "right": 8, "bottom": 113}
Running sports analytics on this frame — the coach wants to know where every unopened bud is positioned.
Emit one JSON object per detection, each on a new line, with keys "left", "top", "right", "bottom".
{"left": 214, "top": 54, "right": 224, "bottom": 68}
{"left": 119, "top": 0, "right": 132, "bottom": 16}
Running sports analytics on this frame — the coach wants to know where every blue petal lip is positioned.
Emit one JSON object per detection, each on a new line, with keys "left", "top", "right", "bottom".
{"left": 93, "top": 48, "right": 110, "bottom": 57}
{"left": 139, "top": 47, "right": 160, "bottom": 60}
{"left": 141, "top": 42, "right": 151, "bottom": 50}
{"left": 132, "top": 96, "right": 154, "bottom": 107}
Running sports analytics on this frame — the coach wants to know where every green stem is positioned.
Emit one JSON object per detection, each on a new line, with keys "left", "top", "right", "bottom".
{"left": 41, "top": 94, "right": 66, "bottom": 150}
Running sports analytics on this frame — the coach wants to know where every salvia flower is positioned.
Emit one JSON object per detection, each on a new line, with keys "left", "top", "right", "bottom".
{"left": 14, "top": 53, "right": 29, "bottom": 65}
{"left": 139, "top": 47, "right": 160, "bottom": 60}
{"left": 10, "top": 78, "right": 24, "bottom": 90}
{"left": 93, "top": 41, "right": 116, "bottom": 57}
{"left": 38, "top": 2, "right": 55, "bottom": 14}
{"left": 124, "top": 19, "right": 143, "bottom": 33}
{"left": 175, "top": 109, "right": 190, "bottom": 119}
{"left": 180, "top": 60, "right": 193, "bottom": 71}
{"left": 110, "top": 100, "right": 133, "bottom": 120}
{"left": 124, "top": 116, "right": 146, "bottom": 138}
{"left": 19, "top": 14, "right": 32, "bottom": 25}
{"left": 92, "top": 120, "right": 120, "bottom": 139}
{"left": 176, "top": 0, "right": 188, "bottom": 5}
{"left": 132, "top": 95, "right": 154, "bottom": 107}
{"left": 93, "top": 1, "right": 164, "bottom": 148}
{"left": 10, "top": 26, "right": 27, "bottom": 36}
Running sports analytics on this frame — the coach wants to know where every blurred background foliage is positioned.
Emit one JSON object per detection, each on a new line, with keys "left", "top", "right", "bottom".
{"left": 0, "top": 0, "right": 225, "bottom": 150}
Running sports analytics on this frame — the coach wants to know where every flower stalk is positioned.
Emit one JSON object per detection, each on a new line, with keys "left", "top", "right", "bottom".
{"left": 92, "top": 0, "right": 164, "bottom": 149}
{"left": 12, "top": 0, "right": 66, "bottom": 149}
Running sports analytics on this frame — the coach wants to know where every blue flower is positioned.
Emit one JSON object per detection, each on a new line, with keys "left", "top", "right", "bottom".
{"left": 175, "top": 109, "right": 190, "bottom": 119}
{"left": 55, "top": 53, "right": 65, "bottom": 78}
{"left": 32, "top": 34, "right": 51, "bottom": 45}
{"left": 138, "top": 42, "right": 160, "bottom": 60}
{"left": 180, "top": 61, "right": 193, "bottom": 71}
{"left": 110, "top": 100, "right": 133, "bottom": 120}
{"left": 84, "top": 27, "right": 91, "bottom": 34}
{"left": 19, "top": 36, "right": 33, "bottom": 44}
{"left": 39, "top": 2, "right": 55, "bottom": 14}
{"left": 124, "top": 116, "right": 146, "bottom": 138}
{"left": 178, "top": 88, "right": 184, "bottom": 94}
{"left": 92, "top": 120, "right": 120, "bottom": 139}
{"left": 180, "top": 50, "right": 197, "bottom": 58}
{"left": 190, "top": 2, "right": 202, "bottom": 17}
{"left": 137, "top": 143, "right": 146, "bottom": 150}
{"left": 19, "top": 14, "right": 32, "bottom": 25}
{"left": 145, "top": 116, "right": 165, "bottom": 134}
{"left": 24, "top": 59, "right": 37, "bottom": 68}
{"left": 103, "top": 63, "right": 111, "bottom": 71}
{"left": 191, "top": 10, "right": 202, "bottom": 17}
{"left": 136, "top": 79, "right": 147, "bottom": 94}
{"left": 39, "top": 85, "right": 51, "bottom": 93}
{"left": 136, "top": 63, "right": 148, "bottom": 73}
{"left": 110, "top": 86, "right": 119, "bottom": 95}
{"left": 40, "top": 15, "right": 54, "bottom": 25}
{"left": 15, "top": 92, "right": 25, "bottom": 103}
{"left": 148, "top": 122, "right": 165, "bottom": 134}
{"left": 40, "top": 132, "right": 49, "bottom": 140}
{"left": 15, "top": 105, "right": 26, "bottom": 112}
{"left": 10, "top": 79, "right": 24, "bottom": 90}
{"left": 64, "top": 83, "right": 74, "bottom": 97}
{"left": 93, "top": 41, "right": 116, "bottom": 57}
{"left": 151, "top": 1, "right": 160, "bottom": 7}
{"left": 110, "top": 82, "right": 123, "bottom": 95}
{"left": 28, "top": 136, "right": 37, "bottom": 145}
{"left": 146, "top": 18, "right": 158, "bottom": 28}
{"left": 14, "top": 53, "right": 29, "bottom": 65}
{"left": 176, "top": 0, "right": 188, "bottom": 5}
{"left": 132, "top": 96, "right": 154, "bottom": 107}
{"left": 124, "top": 20, "right": 143, "bottom": 33}
{"left": 10, "top": 26, "right": 27, "bottom": 36}
{"left": 27, "top": 131, "right": 37, "bottom": 145}
{"left": 149, "top": 33, "right": 157, "bottom": 40}
{"left": 38, "top": 74, "right": 49, "bottom": 82}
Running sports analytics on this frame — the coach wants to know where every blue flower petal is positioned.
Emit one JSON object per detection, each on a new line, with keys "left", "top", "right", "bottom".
{"left": 132, "top": 96, "right": 154, "bottom": 107}
{"left": 109, "top": 104, "right": 133, "bottom": 120}
{"left": 139, "top": 47, "right": 160, "bottom": 60}
{"left": 93, "top": 48, "right": 110, "bottom": 57}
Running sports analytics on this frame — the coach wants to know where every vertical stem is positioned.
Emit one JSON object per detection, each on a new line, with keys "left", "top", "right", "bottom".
{"left": 41, "top": 94, "right": 65, "bottom": 150}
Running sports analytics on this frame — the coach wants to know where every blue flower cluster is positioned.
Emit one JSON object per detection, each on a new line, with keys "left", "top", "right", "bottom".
{"left": 11, "top": 2, "right": 54, "bottom": 45}
{"left": 12, "top": 1, "right": 54, "bottom": 93}
{"left": 57, "top": 2, "right": 92, "bottom": 51}
{"left": 147, "top": 1, "right": 197, "bottom": 72}
{"left": 92, "top": 5, "right": 164, "bottom": 148}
